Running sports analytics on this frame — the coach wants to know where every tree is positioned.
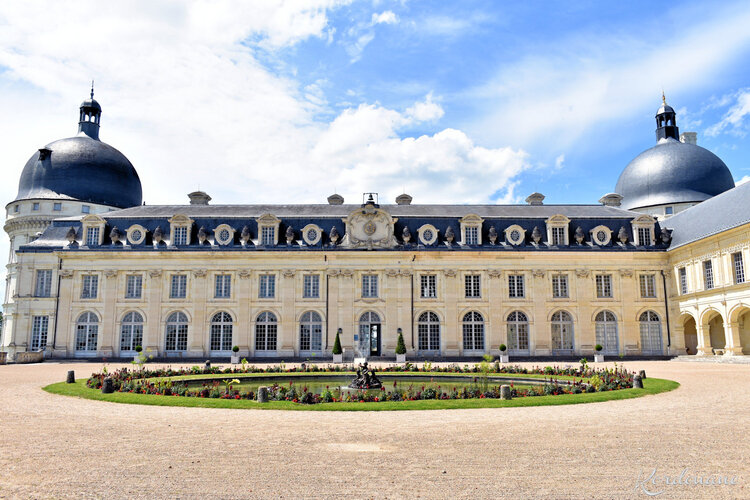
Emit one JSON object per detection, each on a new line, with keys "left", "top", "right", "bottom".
{"left": 395, "top": 330, "right": 407, "bottom": 355}
{"left": 332, "top": 330, "right": 342, "bottom": 355}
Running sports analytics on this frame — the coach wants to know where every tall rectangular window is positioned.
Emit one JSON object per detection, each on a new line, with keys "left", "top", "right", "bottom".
{"left": 464, "top": 227, "right": 479, "bottom": 245}
{"left": 595, "top": 274, "right": 612, "bottom": 298}
{"left": 303, "top": 274, "right": 319, "bottom": 298}
{"left": 81, "top": 275, "right": 98, "bottom": 299}
{"left": 362, "top": 274, "right": 378, "bottom": 298}
{"left": 639, "top": 274, "right": 656, "bottom": 298}
{"left": 552, "top": 274, "right": 568, "bottom": 298}
{"left": 30, "top": 315, "right": 49, "bottom": 351}
{"left": 733, "top": 252, "right": 745, "bottom": 284}
{"left": 34, "top": 269, "right": 53, "bottom": 297}
{"left": 214, "top": 274, "right": 231, "bottom": 298}
{"left": 508, "top": 274, "right": 524, "bottom": 298}
{"left": 638, "top": 227, "right": 652, "bottom": 246}
{"left": 551, "top": 227, "right": 566, "bottom": 245}
{"left": 125, "top": 275, "right": 142, "bottom": 299}
{"left": 259, "top": 274, "right": 275, "bottom": 298}
{"left": 173, "top": 226, "right": 188, "bottom": 245}
{"left": 703, "top": 260, "right": 714, "bottom": 290}
{"left": 421, "top": 275, "right": 437, "bottom": 298}
{"left": 170, "top": 274, "right": 187, "bottom": 298}
{"left": 465, "top": 275, "right": 481, "bottom": 298}
{"left": 679, "top": 267, "right": 688, "bottom": 294}
{"left": 261, "top": 227, "right": 275, "bottom": 246}
{"left": 85, "top": 227, "right": 99, "bottom": 246}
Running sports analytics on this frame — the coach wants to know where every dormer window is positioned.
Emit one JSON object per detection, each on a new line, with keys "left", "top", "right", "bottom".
{"left": 459, "top": 214, "right": 484, "bottom": 246}
{"left": 545, "top": 215, "right": 570, "bottom": 246}
{"left": 168, "top": 214, "right": 194, "bottom": 246}
{"left": 256, "top": 214, "right": 281, "bottom": 247}
{"left": 81, "top": 214, "right": 106, "bottom": 247}
{"left": 631, "top": 214, "right": 656, "bottom": 246}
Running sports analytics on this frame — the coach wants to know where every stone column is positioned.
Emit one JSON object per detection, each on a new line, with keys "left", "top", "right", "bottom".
{"left": 531, "top": 270, "right": 549, "bottom": 356}
{"left": 724, "top": 322, "right": 744, "bottom": 355}
{"left": 145, "top": 270, "right": 162, "bottom": 355}
{"left": 442, "top": 269, "right": 459, "bottom": 356}
{"left": 279, "top": 269, "right": 296, "bottom": 357}
{"left": 237, "top": 270, "right": 252, "bottom": 357}
{"left": 488, "top": 270, "right": 503, "bottom": 355}
{"left": 575, "top": 269, "right": 594, "bottom": 355}
{"left": 55, "top": 270, "right": 75, "bottom": 357}
{"left": 618, "top": 269, "right": 636, "bottom": 355}
{"left": 384, "top": 269, "right": 401, "bottom": 355}
{"left": 696, "top": 321, "right": 712, "bottom": 355}
{"left": 188, "top": 269, "right": 207, "bottom": 357}
{"left": 99, "top": 270, "right": 118, "bottom": 357}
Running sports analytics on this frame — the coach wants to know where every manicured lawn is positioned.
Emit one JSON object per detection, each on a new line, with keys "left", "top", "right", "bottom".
{"left": 43, "top": 376, "right": 679, "bottom": 412}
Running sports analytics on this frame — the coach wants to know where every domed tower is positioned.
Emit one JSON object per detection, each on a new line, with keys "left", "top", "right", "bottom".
{"left": 615, "top": 94, "right": 735, "bottom": 218}
{"left": 2, "top": 88, "right": 142, "bottom": 351}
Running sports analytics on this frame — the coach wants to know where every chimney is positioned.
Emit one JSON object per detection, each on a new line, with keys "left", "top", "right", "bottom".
{"left": 188, "top": 191, "right": 211, "bottom": 205}
{"left": 327, "top": 194, "right": 344, "bottom": 205}
{"left": 395, "top": 193, "right": 412, "bottom": 205}
{"left": 599, "top": 193, "right": 623, "bottom": 207}
{"left": 525, "top": 192, "right": 545, "bottom": 206}
{"left": 680, "top": 132, "right": 697, "bottom": 145}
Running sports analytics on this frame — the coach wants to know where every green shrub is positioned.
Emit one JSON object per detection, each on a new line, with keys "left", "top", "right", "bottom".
{"left": 134, "top": 345, "right": 142, "bottom": 353}
{"left": 232, "top": 345, "right": 240, "bottom": 353}
{"left": 332, "top": 331, "right": 343, "bottom": 355}
{"left": 595, "top": 344, "right": 603, "bottom": 352}
{"left": 499, "top": 344, "right": 507, "bottom": 352}
{"left": 395, "top": 331, "right": 407, "bottom": 355}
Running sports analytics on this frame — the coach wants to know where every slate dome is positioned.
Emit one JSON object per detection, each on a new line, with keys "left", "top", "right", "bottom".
{"left": 14, "top": 92, "right": 142, "bottom": 209}
{"left": 616, "top": 98, "right": 734, "bottom": 211}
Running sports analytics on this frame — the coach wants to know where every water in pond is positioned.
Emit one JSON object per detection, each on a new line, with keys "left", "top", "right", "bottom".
{"left": 184, "top": 375, "right": 537, "bottom": 395}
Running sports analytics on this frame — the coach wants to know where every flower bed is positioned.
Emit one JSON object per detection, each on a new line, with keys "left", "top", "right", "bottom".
{"left": 85, "top": 362, "right": 635, "bottom": 405}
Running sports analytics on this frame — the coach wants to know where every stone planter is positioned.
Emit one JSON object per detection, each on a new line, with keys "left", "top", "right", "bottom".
{"left": 16, "top": 351, "right": 43, "bottom": 364}
{"left": 396, "top": 353, "right": 406, "bottom": 363}
{"left": 231, "top": 354, "right": 240, "bottom": 364}
{"left": 594, "top": 353, "right": 605, "bottom": 363}
{"left": 498, "top": 353, "right": 509, "bottom": 363}
{"left": 133, "top": 355, "right": 140, "bottom": 362}
{"left": 332, "top": 353, "right": 343, "bottom": 363}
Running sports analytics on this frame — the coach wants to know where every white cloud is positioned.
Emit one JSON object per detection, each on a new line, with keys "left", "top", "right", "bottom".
{"left": 736, "top": 175, "right": 750, "bottom": 185}
{"left": 705, "top": 89, "right": 750, "bottom": 137}
{"left": 466, "top": 4, "right": 750, "bottom": 153}
{"left": 371, "top": 11, "right": 398, "bottom": 25}
{"left": 0, "top": 1, "right": 530, "bottom": 294}
{"left": 554, "top": 154, "right": 565, "bottom": 170}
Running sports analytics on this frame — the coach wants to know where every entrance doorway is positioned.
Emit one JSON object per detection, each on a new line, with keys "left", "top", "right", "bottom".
{"left": 358, "top": 312, "right": 382, "bottom": 357}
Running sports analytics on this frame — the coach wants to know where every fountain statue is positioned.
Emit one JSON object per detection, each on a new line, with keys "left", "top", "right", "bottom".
{"left": 349, "top": 362, "right": 382, "bottom": 389}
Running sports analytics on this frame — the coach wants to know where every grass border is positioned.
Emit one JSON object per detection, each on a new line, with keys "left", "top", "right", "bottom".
{"left": 43, "top": 375, "right": 679, "bottom": 411}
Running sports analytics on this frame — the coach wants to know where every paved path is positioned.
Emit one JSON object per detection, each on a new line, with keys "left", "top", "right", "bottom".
{"left": 0, "top": 361, "right": 748, "bottom": 499}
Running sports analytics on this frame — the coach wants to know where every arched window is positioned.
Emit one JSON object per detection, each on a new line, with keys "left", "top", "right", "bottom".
{"left": 462, "top": 312, "right": 484, "bottom": 351}
{"left": 255, "top": 312, "right": 277, "bottom": 351}
{"left": 210, "top": 312, "right": 233, "bottom": 351}
{"left": 165, "top": 312, "right": 188, "bottom": 351}
{"left": 76, "top": 311, "right": 99, "bottom": 351}
{"left": 120, "top": 311, "right": 143, "bottom": 352}
{"left": 417, "top": 311, "right": 440, "bottom": 351}
{"left": 300, "top": 311, "right": 323, "bottom": 351}
{"left": 595, "top": 310, "right": 618, "bottom": 354}
{"left": 507, "top": 311, "right": 529, "bottom": 352}
{"left": 639, "top": 311, "right": 663, "bottom": 354}
{"left": 551, "top": 310, "right": 574, "bottom": 352}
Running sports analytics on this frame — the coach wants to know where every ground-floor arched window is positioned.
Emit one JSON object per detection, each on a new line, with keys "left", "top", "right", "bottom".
{"left": 418, "top": 311, "right": 440, "bottom": 351}
{"left": 300, "top": 311, "right": 323, "bottom": 351}
{"left": 551, "top": 310, "right": 574, "bottom": 353}
{"left": 255, "top": 311, "right": 277, "bottom": 351}
{"left": 120, "top": 311, "right": 143, "bottom": 352}
{"left": 165, "top": 312, "right": 188, "bottom": 351}
{"left": 639, "top": 310, "right": 663, "bottom": 354}
{"left": 462, "top": 311, "right": 484, "bottom": 351}
{"left": 76, "top": 311, "right": 99, "bottom": 351}
{"left": 210, "top": 312, "right": 233, "bottom": 351}
{"left": 595, "top": 310, "right": 618, "bottom": 354}
{"left": 507, "top": 311, "right": 529, "bottom": 352}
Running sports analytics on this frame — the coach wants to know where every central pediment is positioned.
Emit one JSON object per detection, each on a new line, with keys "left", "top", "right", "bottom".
{"left": 341, "top": 204, "right": 398, "bottom": 249}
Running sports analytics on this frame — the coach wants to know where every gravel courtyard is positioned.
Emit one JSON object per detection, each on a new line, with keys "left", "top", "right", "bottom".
{"left": 0, "top": 360, "right": 747, "bottom": 499}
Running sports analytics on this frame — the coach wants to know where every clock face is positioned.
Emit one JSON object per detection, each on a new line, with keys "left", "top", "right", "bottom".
{"left": 364, "top": 221, "right": 377, "bottom": 235}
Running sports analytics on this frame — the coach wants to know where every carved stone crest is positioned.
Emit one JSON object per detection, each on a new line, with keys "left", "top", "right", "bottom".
{"left": 341, "top": 205, "right": 398, "bottom": 249}
{"left": 532, "top": 269, "right": 545, "bottom": 278}
{"left": 443, "top": 269, "right": 457, "bottom": 277}
{"left": 575, "top": 269, "right": 590, "bottom": 278}
{"left": 59, "top": 270, "right": 74, "bottom": 279}
{"left": 619, "top": 269, "right": 634, "bottom": 277}
{"left": 148, "top": 270, "right": 162, "bottom": 278}
{"left": 239, "top": 270, "right": 251, "bottom": 279}
{"left": 192, "top": 269, "right": 207, "bottom": 278}
{"left": 282, "top": 269, "right": 295, "bottom": 278}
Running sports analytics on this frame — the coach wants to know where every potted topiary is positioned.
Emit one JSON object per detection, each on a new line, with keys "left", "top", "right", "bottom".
{"left": 332, "top": 329, "right": 343, "bottom": 363}
{"left": 231, "top": 345, "right": 240, "bottom": 364}
{"left": 594, "top": 344, "right": 604, "bottom": 363}
{"left": 498, "top": 344, "right": 509, "bottom": 363}
{"left": 134, "top": 345, "right": 142, "bottom": 362}
{"left": 395, "top": 329, "right": 407, "bottom": 363}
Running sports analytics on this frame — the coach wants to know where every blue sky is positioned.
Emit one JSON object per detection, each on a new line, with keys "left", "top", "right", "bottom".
{"left": 1, "top": 0, "right": 750, "bottom": 210}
